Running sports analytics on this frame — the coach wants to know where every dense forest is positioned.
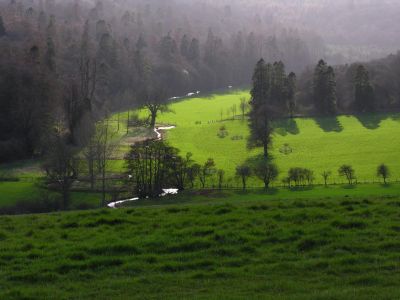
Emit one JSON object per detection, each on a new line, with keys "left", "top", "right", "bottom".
{"left": 1, "top": 0, "right": 400, "bottom": 163}
{"left": 0, "top": 0, "right": 324, "bottom": 162}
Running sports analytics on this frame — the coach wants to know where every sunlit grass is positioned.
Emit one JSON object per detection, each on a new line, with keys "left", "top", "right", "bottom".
{"left": 138, "top": 90, "right": 400, "bottom": 186}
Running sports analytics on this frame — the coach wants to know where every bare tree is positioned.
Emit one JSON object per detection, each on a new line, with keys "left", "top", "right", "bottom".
{"left": 338, "top": 165, "right": 356, "bottom": 185}
{"left": 217, "top": 169, "right": 225, "bottom": 190}
{"left": 236, "top": 164, "right": 251, "bottom": 191}
{"left": 240, "top": 97, "right": 249, "bottom": 120}
{"left": 94, "top": 118, "right": 117, "bottom": 206}
{"left": 42, "top": 122, "right": 77, "bottom": 210}
{"left": 199, "top": 158, "right": 216, "bottom": 189}
{"left": 64, "top": 58, "right": 97, "bottom": 145}
{"left": 187, "top": 164, "right": 201, "bottom": 189}
{"left": 321, "top": 171, "right": 332, "bottom": 187}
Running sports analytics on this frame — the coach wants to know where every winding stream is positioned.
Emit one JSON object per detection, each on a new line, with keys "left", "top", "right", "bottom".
{"left": 107, "top": 126, "right": 178, "bottom": 209}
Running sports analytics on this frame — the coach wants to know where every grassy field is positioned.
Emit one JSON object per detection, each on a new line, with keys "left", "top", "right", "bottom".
{"left": 2, "top": 89, "right": 400, "bottom": 208}
{"left": 0, "top": 181, "right": 101, "bottom": 211}
{"left": 1, "top": 192, "right": 400, "bottom": 299}
{"left": 136, "top": 90, "right": 400, "bottom": 186}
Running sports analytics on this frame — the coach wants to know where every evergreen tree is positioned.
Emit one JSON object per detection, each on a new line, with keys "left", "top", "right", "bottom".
{"left": 325, "top": 66, "right": 337, "bottom": 114}
{"left": 271, "top": 61, "right": 286, "bottom": 109}
{"left": 80, "top": 20, "right": 90, "bottom": 59}
{"left": 313, "top": 60, "right": 337, "bottom": 115}
{"left": 159, "top": 34, "right": 177, "bottom": 61}
{"left": 354, "top": 65, "right": 375, "bottom": 112}
{"left": 45, "top": 37, "right": 56, "bottom": 72}
{"left": 180, "top": 34, "right": 189, "bottom": 58}
{"left": 0, "top": 15, "right": 6, "bottom": 37}
{"left": 286, "top": 72, "right": 297, "bottom": 118}
{"left": 248, "top": 59, "right": 273, "bottom": 158}
{"left": 204, "top": 29, "right": 217, "bottom": 66}
{"left": 38, "top": 11, "right": 47, "bottom": 31}
{"left": 188, "top": 38, "right": 200, "bottom": 62}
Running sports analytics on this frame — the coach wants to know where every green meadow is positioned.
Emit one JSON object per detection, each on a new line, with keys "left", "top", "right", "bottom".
{"left": 2, "top": 192, "right": 400, "bottom": 299}
{"left": 142, "top": 90, "right": 400, "bottom": 186}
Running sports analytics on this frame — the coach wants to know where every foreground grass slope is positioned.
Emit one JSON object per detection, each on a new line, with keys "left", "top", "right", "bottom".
{"left": 147, "top": 90, "right": 400, "bottom": 185}
{"left": 1, "top": 194, "right": 400, "bottom": 299}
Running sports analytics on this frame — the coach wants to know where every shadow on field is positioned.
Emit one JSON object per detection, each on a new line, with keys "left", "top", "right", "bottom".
{"left": 250, "top": 188, "right": 279, "bottom": 195}
{"left": 273, "top": 119, "right": 300, "bottom": 136}
{"left": 245, "top": 154, "right": 275, "bottom": 167}
{"left": 341, "top": 184, "right": 357, "bottom": 190}
{"left": 314, "top": 116, "right": 343, "bottom": 132}
{"left": 355, "top": 113, "right": 386, "bottom": 130}
{"left": 288, "top": 186, "right": 315, "bottom": 192}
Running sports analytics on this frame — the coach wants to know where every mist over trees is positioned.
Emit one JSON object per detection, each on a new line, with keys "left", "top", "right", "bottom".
{"left": 1, "top": 0, "right": 400, "bottom": 165}
{"left": 0, "top": 0, "right": 326, "bottom": 162}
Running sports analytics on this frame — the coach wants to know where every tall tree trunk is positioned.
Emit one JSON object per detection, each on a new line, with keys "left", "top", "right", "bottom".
{"left": 263, "top": 143, "right": 269, "bottom": 158}
{"left": 89, "top": 159, "right": 94, "bottom": 190}
{"left": 150, "top": 112, "right": 157, "bottom": 129}
{"left": 126, "top": 110, "right": 130, "bottom": 134}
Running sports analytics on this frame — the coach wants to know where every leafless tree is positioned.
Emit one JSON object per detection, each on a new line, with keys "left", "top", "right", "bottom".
{"left": 322, "top": 171, "right": 332, "bottom": 187}
{"left": 42, "top": 122, "right": 77, "bottom": 210}
{"left": 64, "top": 56, "right": 97, "bottom": 145}
{"left": 94, "top": 118, "right": 117, "bottom": 206}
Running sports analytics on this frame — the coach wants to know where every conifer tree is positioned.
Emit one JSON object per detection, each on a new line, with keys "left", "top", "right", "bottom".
{"left": 0, "top": 15, "right": 6, "bottom": 37}
{"left": 45, "top": 37, "right": 56, "bottom": 72}
{"left": 248, "top": 59, "right": 273, "bottom": 158}
{"left": 188, "top": 38, "right": 200, "bottom": 62}
{"left": 286, "top": 72, "right": 297, "bottom": 118}
{"left": 180, "top": 34, "right": 189, "bottom": 58}
{"left": 313, "top": 60, "right": 337, "bottom": 115}
{"left": 354, "top": 65, "right": 375, "bottom": 112}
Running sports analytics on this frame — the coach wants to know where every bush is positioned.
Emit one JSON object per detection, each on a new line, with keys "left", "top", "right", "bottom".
{"left": 338, "top": 165, "right": 356, "bottom": 185}
{"left": 287, "top": 168, "right": 315, "bottom": 186}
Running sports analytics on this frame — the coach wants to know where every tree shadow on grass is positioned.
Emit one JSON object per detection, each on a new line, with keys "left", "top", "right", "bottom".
{"left": 314, "top": 116, "right": 343, "bottom": 132}
{"left": 273, "top": 118, "right": 300, "bottom": 136}
{"left": 288, "top": 186, "right": 315, "bottom": 192}
{"left": 251, "top": 188, "right": 279, "bottom": 195}
{"left": 245, "top": 154, "right": 275, "bottom": 166}
{"left": 341, "top": 184, "right": 357, "bottom": 190}
{"left": 355, "top": 113, "right": 387, "bottom": 130}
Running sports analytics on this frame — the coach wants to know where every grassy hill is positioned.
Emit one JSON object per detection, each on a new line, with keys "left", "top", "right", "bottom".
{"left": 137, "top": 90, "right": 400, "bottom": 186}
{"left": 2, "top": 89, "right": 400, "bottom": 209}
{"left": 1, "top": 192, "right": 400, "bottom": 299}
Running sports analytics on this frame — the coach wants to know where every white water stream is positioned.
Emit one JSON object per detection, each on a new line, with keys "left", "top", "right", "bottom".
{"left": 107, "top": 126, "right": 178, "bottom": 208}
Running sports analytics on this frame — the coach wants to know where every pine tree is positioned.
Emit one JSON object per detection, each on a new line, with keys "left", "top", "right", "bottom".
{"left": 271, "top": 61, "right": 286, "bottom": 109}
{"left": 45, "top": 37, "right": 56, "bottom": 72}
{"left": 80, "top": 20, "right": 90, "bottom": 59}
{"left": 325, "top": 66, "right": 337, "bottom": 114}
{"left": 159, "top": 34, "right": 177, "bottom": 61}
{"left": 0, "top": 15, "right": 6, "bottom": 37}
{"left": 354, "top": 65, "right": 375, "bottom": 112}
{"left": 249, "top": 59, "right": 273, "bottom": 158}
{"left": 180, "top": 34, "right": 189, "bottom": 58}
{"left": 188, "top": 38, "right": 199, "bottom": 62}
{"left": 204, "top": 29, "right": 217, "bottom": 66}
{"left": 286, "top": 72, "right": 297, "bottom": 118}
{"left": 313, "top": 60, "right": 337, "bottom": 115}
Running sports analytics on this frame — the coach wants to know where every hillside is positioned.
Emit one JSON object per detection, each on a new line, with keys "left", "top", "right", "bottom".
{"left": 1, "top": 194, "right": 400, "bottom": 299}
{"left": 139, "top": 90, "right": 400, "bottom": 186}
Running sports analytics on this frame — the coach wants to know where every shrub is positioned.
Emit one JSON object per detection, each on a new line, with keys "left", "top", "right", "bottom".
{"left": 338, "top": 165, "right": 356, "bottom": 185}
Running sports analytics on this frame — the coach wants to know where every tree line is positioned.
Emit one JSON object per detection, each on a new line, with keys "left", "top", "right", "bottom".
{"left": 0, "top": 0, "right": 321, "bottom": 163}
